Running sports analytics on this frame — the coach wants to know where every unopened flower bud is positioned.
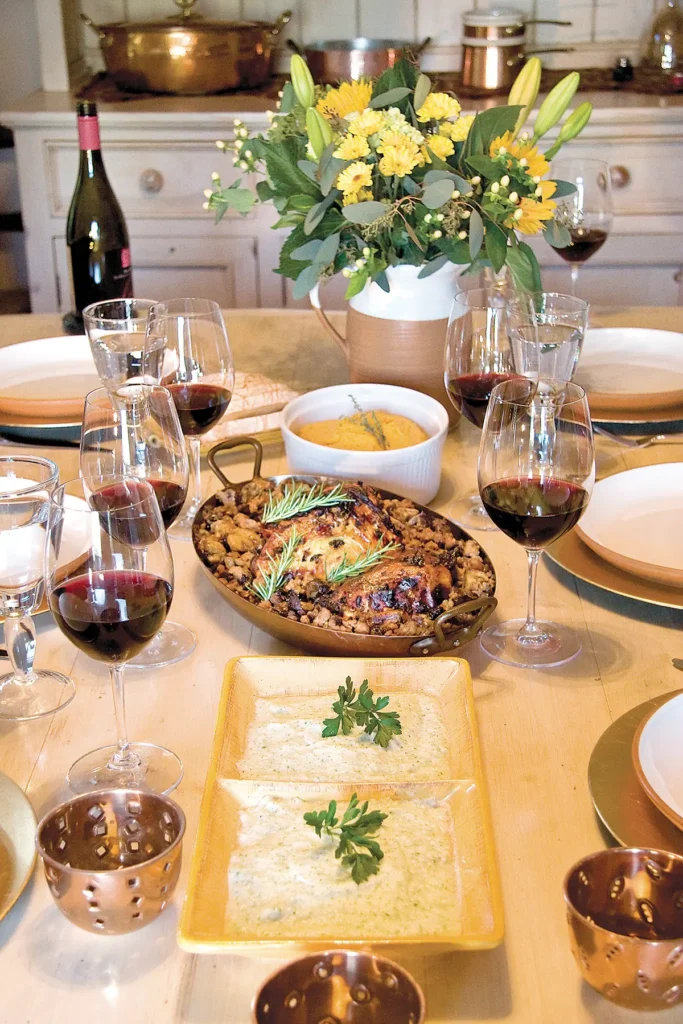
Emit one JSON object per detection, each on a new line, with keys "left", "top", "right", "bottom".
{"left": 462, "top": 209, "right": 471, "bottom": 219}
{"left": 509, "top": 191, "right": 519, "bottom": 203}
{"left": 244, "top": 150, "right": 252, "bottom": 158}
{"left": 491, "top": 182, "right": 500, "bottom": 194}
{"left": 458, "top": 230, "right": 467, "bottom": 240}
{"left": 470, "top": 175, "right": 481, "bottom": 185}
{"left": 362, "top": 246, "right": 371, "bottom": 257}
{"left": 499, "top": 146, "right": 507, "bottom": 155}
{"left": 235, "top": 139, "right": 243, "bottom": 150}
{"left": 533, "top": 175, "right": 541, "bottom": 183}
{"left": 535, "top": 185, "right": 543, "bottom": 196}
{"left": 451, "top": 190, "right": 460, "bottom": 199}
{"left": 233, "top": 118, "right": 241, "bottom": 127}
{"left": 424, "top": 213, "right": 432, "bottom": 223}
{"left": 436, "top": 213, "right": 444, "bottom": 222}
{"left": 202, "top": 201, "right": 210, "bottom": 210}
{"left": 513, "top": 208, "right": 524, "bottom": 221}
{"left": 203, "top": 188, "right": 213, "bottom": 198}
{"left": 519, "top": 158, "right": 528, "bottom": 168}
{"left": 211, "top": 171, "right": 220, "bottom": 181}
{"left": 501, "top": 174, "right": 510, "bottom": 187}
{"left": 240, "top": 160, "right": 249, "bottom": 170}
{"left": 342, "top": 267, "right": 352, "bottom": 278}
{"left": 216, "top": 140, "right": 226, "bottom": 150}
{"left": 432, "top": 230, "right": 442, "bottom": 239}
{"left": 355, "top": 258, "right": 366, "bottom": 268}
{"left": 465, "top": 190, "right": 474, "bottom": 197}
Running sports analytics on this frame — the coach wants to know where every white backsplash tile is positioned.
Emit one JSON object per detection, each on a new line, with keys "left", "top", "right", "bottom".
{"left": 299, "top": 0, "right": 359, "bottom": 43}
{"left": 594, "top": 0, "right": 657, "bottom": 42}
{"left": 533, "top": 0, "right": 593, "bottom": 46}
{"left": 83, "top": 0, "right": 126, "bottom": 21}
{"left": 359, "top": 0, "right": 417, "bottom": 41}
{"left": 416, "top": 0, "right": 473, "bottom": 45}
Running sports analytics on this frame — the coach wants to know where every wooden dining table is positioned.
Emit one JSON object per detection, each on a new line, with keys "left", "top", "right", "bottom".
{"left": 1, "top": 307, "right": 683, "bottom": 1023}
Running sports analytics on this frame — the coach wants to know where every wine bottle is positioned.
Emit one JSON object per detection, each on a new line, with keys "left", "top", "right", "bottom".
{"left": 63, "top": 101, "right": 133, "bottom": 333}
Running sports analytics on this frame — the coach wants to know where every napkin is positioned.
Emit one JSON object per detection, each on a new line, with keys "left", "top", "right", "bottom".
{"left": 200, "top": 371, "right": 299, "bottom": 449}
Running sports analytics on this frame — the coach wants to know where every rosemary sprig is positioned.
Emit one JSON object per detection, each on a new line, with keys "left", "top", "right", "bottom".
{"left": 304, "top": 792, "right": 388, "bottom": 884}
{"left": 249, "top": 529, "right": 301, "bottom": 602}
{"left": 326, "top": 540, "right": 400, "bottom": 585}
{"left": 322, "top": 676, "right": 402, "bottom": 749}
{"left": 261, "top": 481, "right": 353, "bottom": 524}
{"left": 350, "top": 395, "right": 389, "bottom": 451}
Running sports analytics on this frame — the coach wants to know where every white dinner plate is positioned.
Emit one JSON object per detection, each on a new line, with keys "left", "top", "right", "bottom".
{"left": 0, "top": 336, "right": 99, "bottom": 418}
{"left": 634, "top": 692, "right": 683, "bottom": 832}
{"left": 0, "top": 772, "right": 37, "bottom": 923}
{"left": 575, "top": 327, "right": 683, "bottom": 412}
{"left": 576, "top": 464, "right": 683, "bottom": 588}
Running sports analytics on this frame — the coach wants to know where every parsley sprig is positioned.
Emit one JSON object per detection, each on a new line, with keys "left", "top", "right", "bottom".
{"left": 304, "top": 793, "right": 388, "bottom": 884}
{"left": 322, "top": 676, "right": 402, "bottom": 749}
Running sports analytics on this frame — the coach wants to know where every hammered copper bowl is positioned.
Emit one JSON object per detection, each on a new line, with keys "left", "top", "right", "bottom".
{"left": 36, "top": 788, "right": 185, "bottom": 935}
{"left": 564, "top": 848, "right": 683, "bottom": 1010}
{"left": 253, "top": 950, "right": 426, "bottom": 1023}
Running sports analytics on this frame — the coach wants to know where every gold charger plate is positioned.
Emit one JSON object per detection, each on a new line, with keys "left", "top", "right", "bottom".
{"left": 589, "top": 399, "right": 683, "bottom": 430}
{"left": 545, "top": 532, "right": 683, "bottom": 610}
{"left": 588, "top": 690, "right": 683, "bottom": 853}
{"left": 0, "top": 772, "right": 37, "bottom": 922}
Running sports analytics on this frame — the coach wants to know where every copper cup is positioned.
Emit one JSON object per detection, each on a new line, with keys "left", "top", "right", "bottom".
{"left": 564, "top": 848, "right": 683, "bottom": 1010}
{"left": 36, "top": 788, "right": 185, "bottom": 935}
{"left": 253, "top": 949, "right": 426, "bottom": 1023}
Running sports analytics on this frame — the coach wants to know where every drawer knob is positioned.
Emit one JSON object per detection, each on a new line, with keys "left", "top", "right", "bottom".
{"left": 609, "top": 165, "right": 631, "bottom": 189}
{"left": 140, "top": 168, "right": 164, "bottom": 194}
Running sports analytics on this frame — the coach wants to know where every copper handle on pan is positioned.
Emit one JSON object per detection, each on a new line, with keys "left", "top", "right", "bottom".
{"left": 80, "top": 12, "right": 107, "bottom": 41}
{"left": 409, "top": 596, "right": 498, "bottom": 656}
{"left": 268, "top": 10, "right": 292, "bottom": 39}
{"left": 411, "top": 37, "right": 432, "bottom": 58}
{"left": 207, "top": 437, "right": 264, "bottom": 489}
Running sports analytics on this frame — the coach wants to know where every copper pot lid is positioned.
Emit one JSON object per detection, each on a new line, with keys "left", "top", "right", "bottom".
{"left": 84, "top": 0, "right": 290, "bottom": 31}
{"left": 304, "top": 37, "right": 414, "bottom": 52}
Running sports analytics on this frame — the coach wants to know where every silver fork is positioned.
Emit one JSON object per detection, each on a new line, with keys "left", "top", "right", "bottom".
{"left": 593, "top": 425, "right": 681, "bottom": 449}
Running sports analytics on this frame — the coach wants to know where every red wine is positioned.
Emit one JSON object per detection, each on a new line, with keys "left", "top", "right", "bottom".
{"left": 91, "top": 479, "right": 186, "bottom": 533}
{"left": 166, "top": 382, "right": 232, "bottom": 436}
{"left": 65, "top": 101, "right": 132, "bottom": 330}
{"left": 447, "top": 373, "right": 522, "bottom": 429}
{"left": 481, "top": 477, "right": 589, "bottom": 549}
{"left": 552, "top": 227, "right": 608, "bottom": 264}
{"left": 50, "top": 570, "right": 172, "bottom": 663}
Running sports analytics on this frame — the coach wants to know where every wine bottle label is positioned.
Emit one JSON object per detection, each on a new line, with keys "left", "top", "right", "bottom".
{"left": 77, "top": 116, "right": 101, "bottom": 151}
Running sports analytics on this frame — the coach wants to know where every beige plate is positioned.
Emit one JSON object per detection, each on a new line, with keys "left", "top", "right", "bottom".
{"left": 178, "top": 656, "right": 504, "bottom": 956}
{"left": 588, "top": 689, "right": 683, "bottom": 853}
{"left": 633, "top": 694, "right": 683, "bottom": 833}
{"left": 576, "top": 328, "right": 683, "bottom": 412}
{"left": 589, "top": 399, "right": 683, "bottom": 429}
{"left": 545, "top": 532, "right": 683, "bottom": 610}
{"left": 0, "top": 772, "right": 37, "bottom": 923}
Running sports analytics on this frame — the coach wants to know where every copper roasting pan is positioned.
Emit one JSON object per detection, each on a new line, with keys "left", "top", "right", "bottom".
{"left": 192, "top": 438, "right": 497, "bottom": 657}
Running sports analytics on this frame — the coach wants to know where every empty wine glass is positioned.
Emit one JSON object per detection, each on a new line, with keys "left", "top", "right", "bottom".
{"left": 83, "top": 298, "right": 162, "bottom": 393}
{"left": 478, "top": 378, "right": 595, "bottom": 668}
{"left": 0, "top": 457, "right": 75, "bottom": 720}
{"left": 80, "top": 385, "right": 193, "bottom": 668}
{"left": 145, "top": 298, "right": 234, "bottom": 541}
{"left": 508, "top": 292, "right": 589, "bottom": 382}
{"left": 548, "top": 158, "right": 613, "bottom": 296}
{"left": 444, "top": 288, "right": 519, "bottom": 531}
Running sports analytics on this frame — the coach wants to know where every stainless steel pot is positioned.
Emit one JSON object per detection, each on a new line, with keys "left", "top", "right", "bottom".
{"left": 289, "top": 37, "right": 431, "bottom": 84}
{"left": 82, "top": 0, "right": 291, "bottom": 95}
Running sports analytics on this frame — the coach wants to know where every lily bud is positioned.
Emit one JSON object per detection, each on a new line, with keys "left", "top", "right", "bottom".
{"left": 290, "top": 54, "right": 316, "bottom": 109}
{"left": 545, "top": 100, "right": 594, "bottom": 159}
{"left": 533, "top": 72, "right": 580, "bottom": 141}
{"left": 508, "top": 57, "right": 542, "bottom": 136}
{"left": 306, "top": 107, "right": 333, "bottom": 159}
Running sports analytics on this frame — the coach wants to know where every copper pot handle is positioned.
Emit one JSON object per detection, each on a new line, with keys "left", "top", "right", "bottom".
{"left": 411, "top": 36, "right": 432, "bottom": 58}
{"left": 409, "top": 596, "right": 498, "bottom": 656}
{"left": 268, "top": 10, "right": 292, "bottom": 39}
{"left": 80, "top": 12, "right": 107, "bottom": 41}
{"left": 207, "top": 436, "right": 264, "bottom": 489}
{"left": 309, "top": 282, "right": 350, "bottom": 361}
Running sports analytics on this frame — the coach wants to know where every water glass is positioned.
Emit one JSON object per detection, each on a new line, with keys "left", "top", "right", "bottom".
{"left": 83, "top": 298, "right": 161, "bottom": 393}
{"left": 507, "top": 292, "right": 589, "bottom": 382}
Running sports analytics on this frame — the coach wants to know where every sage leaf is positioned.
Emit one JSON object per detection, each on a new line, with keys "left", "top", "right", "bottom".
{"left": 469, "top": 208, "right": 484, "bottom": 260}
{"left": 369, "top": 87, "right": 412, "bottom": 109}
{"left": 422, "top": 177, "right": 456, "bottom": 209}
{"left": 342, "top": 201, "right": 387, "bottom": 224}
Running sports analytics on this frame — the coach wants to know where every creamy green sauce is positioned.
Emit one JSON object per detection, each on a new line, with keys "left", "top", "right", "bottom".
{"left": 227, "top": 788, "right": 461, "bottom": 939}
{"left": 236, "top": 693, "right": 450, "bottom": 781}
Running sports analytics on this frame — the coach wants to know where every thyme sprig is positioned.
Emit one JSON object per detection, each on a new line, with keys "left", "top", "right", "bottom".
{"left": 304, "top": 792, "right": 388, "bottom": 884}
{"left": 322, "top": 676, "right": 402, "bottom": 749}
{"left": 349, "top": 395, "right": 389, "bottom": 450}
{"left": 249, "top": 529, "right": 302, "bottom": 602}
{"left": 261, "top": 481, "right": 353, "bottom": 524}
{"left": 326, "top": 540, "right": 400, "bottom": 585}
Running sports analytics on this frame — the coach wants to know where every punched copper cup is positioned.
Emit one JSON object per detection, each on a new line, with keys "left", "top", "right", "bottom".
{"left": 36, "top": 788, "right": 185, "bottom": 935}
{"left": 252, "top": 949, "right": 426, "bottom": 1023}
{"left": 564, "top": 847, "right": 683, "bottom": 1010}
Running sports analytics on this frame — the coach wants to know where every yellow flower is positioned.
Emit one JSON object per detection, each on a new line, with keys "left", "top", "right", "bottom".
{"left": 440, "top": 114, "right": 474, "bottom": 142}
{"left": 377, "top": 138, "right": 422, "bottom": 177}
{"left": 424, "top": 133, "right": 455, "bottom": 160}
{"left": 316, "top": 79, "right": 372, "bottom": 119}
{"left": 347, "top": 108, "right": 385, "bottom": 137}
{"left": 336, "top": 161, "right": 373, "bottom": 195}
{"left": 490, "top": 130, "right": 549, "bottom": 179}
{"left": 416, "top": 92, "right": 461, "bottom": 123}
{"left": 509, "top": 195, "right": 556, "bottom": 235}
{"left": 343, "top": 187, "right": 374, "bottom": 206}
{"left": 334, "top": 134, "right": 370, "bottom": 160}
{"left": 538, "top": 179, "right": 557, "bottom": 201}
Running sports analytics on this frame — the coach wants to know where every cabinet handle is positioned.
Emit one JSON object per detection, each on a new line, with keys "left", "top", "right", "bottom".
{"left": 610, "top": 165, "right": 631, "bottom": 189}
{"left": 139, "top": 168, "right": 164, "bottom": 193}
{"left": 674, "top": 270, "right": 682, "bottom": 284}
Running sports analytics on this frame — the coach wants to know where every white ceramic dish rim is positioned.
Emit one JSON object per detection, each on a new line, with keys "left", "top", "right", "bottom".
{"left": 636, "top": 694, "right": 683, "bottom": 826}
{"left": 1, "top": 335, "right": 92, "bottom": 384}
{"left": 281, "top": 383, "right": 449, "bottom": 462}
{"left": 577, "top": 327, "right": 683, "bottom": 396}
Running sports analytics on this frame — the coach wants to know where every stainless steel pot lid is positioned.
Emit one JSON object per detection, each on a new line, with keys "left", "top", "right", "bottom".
{"left": 462, "top": 6, "right": 526, "bottom": 26}
{"left": 304, "top": 37, "right": 413, "bottom": 52}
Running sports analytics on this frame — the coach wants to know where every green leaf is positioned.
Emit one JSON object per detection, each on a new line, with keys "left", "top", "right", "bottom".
{"left": 292, "top": 263, "right": 320, "bottom": 300}
{"left": 544, "top": 220, "right": 571, "bottom": 248}
{"left": 470, "top": 105, "right": 523, "bottom": 152}
{"left": 373, "top": 269, "right": 390, "bottom": 292}
{"left": 342, "top": 201, "right": 387, "bottom": 224}
{"left": 437, "top": 237, "right": 471, "bottom": 263}
{"left": 424, "top": 146, "right": 453, "bottom": 171}
{"left": 469, "top": 208, "right": 484, "bottom": 260}
{"left": 372, "top": 58, "right": 418, "bottom": 101}
{"left": 290, "top": 238, "right": 323, "bottom": 261}
{"left": 313, "top": 232, "right": 341, "bottom": 268}
{"left": 417, "top": 253, "right": 450, "bottom": 278}
{"left": 422, "top": 177, "right": 456, "bottom": 210}
{"left": 288, "top": 193, "right": 317, "bottom": 212}
{"left": 413, "top": 73, "right": 431, "bottom": 113}
{"left": 320, "top": 156, "right": 349, "bottom": 197}
{"left": 255, "top": 179, "right": 277, "bottom": 202}
{"left": 322, "top": 717, "right": 340, "bottom": 737}
{"left": 401, "top": 175, "right": 419, "bottom": 196}
{"left": 297, "top": 159, "right": 319, "bottom": 182}
{"left": 506, "top": 242, "right": 543, "bottom": 294}
{"left": 279, "top": 81, "right": 296, "bottom": 114}
{"left": 272, "top": 212, "right": 305, "bottom": 229}
{"left": 261, "top": 137, "right": 321, "bottom": 198}
{"left": 551, "top": 178, "right": 579, "bottom": 198}
{"left": 345, "top": 271, "right": 368, "bottom": 300}
{"left": 466, "top": 154, "right": 503, "bottom": 179}
{"left": 369, "top": 86, "right": 412, "bottom": 109}
{"left": 484, "top": 220, "right": 508, "bottom": 273}
{"left": 304, "top": 190, "right": 339, "bottom": 235}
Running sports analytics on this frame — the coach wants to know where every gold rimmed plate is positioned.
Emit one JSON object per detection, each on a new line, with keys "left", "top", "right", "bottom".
{"left": 0, "top": 772, "right": 37, "bottom": 922}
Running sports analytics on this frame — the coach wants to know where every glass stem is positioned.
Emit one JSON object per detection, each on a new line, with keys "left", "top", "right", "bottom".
{"left": 188, "top": 435, "right": 202, "bottom": 512}
{"left": 108, "top": 665, "right": 139, "bottom": 770}
{"left": 3, "top": 612, "right": 38, "bottom": 685}
{"left": 520, "top": 549, "right": 543, "bottom": 640}
{"left": 570, "top": 264, "right": 580, "bottom": 297}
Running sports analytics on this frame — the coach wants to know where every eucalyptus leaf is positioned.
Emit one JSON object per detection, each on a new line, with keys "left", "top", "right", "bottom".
{"left": 484, "top": 220, "right": 508, "bottom": 273}
{"left": 373, "top": 269, "right": 390, "bottom": 292}
{"left": 551, "top": 178, "right": 579, "bottom": 198}
{"left": 320, "top": 156, "right": 349, "bottom": 197}
{"left": 417, "top": 253, "right": 449, "bottom": 278}
{"left": 313, "top": 232, "right": 341, "bottom": 268}
{"left": 422, "top": 177, "right": 455, "bottom": 210}
{"left": 424, "top": 147, "right": 452, "bottom": 172}
{"left": 369, "top": 87, "right": 412, "bottom": 109}
{"left": 290, "top": 238, "right": 323, "bottom": 261}
{"left": 401, "top": 176, "right": 419, "bottom": 196}
{"left": 543, "top": 220, "right": 571, "bottom": 248}
{"left": 469, "top": 208, "right": 484, "bottom": 260}
{"left": 437, "top": 238, "right": 471, "bottom": 263}
{"left": 292, "top": 263, "right": 321, "bottom": 300}
{"left": 279, "top": 81, "right": 296, "bottom": 114}
{"left": 342, "top": 201, "right": 387, "bottom": 224}
{"left": 297, "top": 159, "right": 320, "bottom": 182}
{"left": 304, "top": 190, "right": 338, "bottom": 235}
{"left": 255, "top": 179, "right": 277, "bottom": 202}
{"left": 423, "top": 168, "right": 470, "bottom": 193}
{"left": 413, "top": 73, "right": 431, "bottom": 114}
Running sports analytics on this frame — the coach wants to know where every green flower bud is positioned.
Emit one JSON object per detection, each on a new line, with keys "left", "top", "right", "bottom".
{"left": 290, "top": 54, "right": 316, "bottom": 109}
{"left": 508, "top": 57, "right": 542, "bottom": 136}
{"left": 306, "top": 107, "right": 333, "bottom": 159}
{"left": 544, "top": 101, "right": 593, "bottom": 159}
{"left": 533, "top": 72, "right": 580, "bottom": 141}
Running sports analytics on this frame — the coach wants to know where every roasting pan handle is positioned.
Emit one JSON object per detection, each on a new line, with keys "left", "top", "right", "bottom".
{"left": 409, "top": 596, "right": 497, "bottom": 656}
{"left": 207, "top": 436, "right": 264, "bottom": 489}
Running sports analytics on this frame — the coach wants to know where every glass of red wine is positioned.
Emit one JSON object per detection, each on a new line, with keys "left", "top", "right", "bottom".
{"left": 145, "top": 298, "right": 234, "bottom": 541}
{"left": 47, "top": 477, "right": 182, "bottom": 794}
{"left": 548, "top": 158, "right": 613, "bottom": 297}
{"left": 80, "top": 384, "right": 192, "bottom": 669}
{"left": 478, "top": 378, "right": 595, "bottom": 668}
{"left": 444, "top": 287, "right": 520, "bottom": 531}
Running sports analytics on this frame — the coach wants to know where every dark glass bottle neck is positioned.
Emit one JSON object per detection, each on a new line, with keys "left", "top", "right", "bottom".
{"left": 79, "top": 147, "right": 105, "bottom": 178}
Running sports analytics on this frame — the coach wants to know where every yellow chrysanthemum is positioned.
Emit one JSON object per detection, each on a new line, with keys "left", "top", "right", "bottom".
{"left": 509, "top": 195, "right": 557, "bottom": 235}
{"left": 334, "top": 134, "right": 370, "bottom": 160}
{"left": 378, "top": 138, "right": 421, "bottom": 178}
{"left": 416, "top": 92, "right": 461, "bottom": 123}
{"left": 440, "top": 114, "right": 474, "bottom": 142}
{"left": 347, "top": 108, "right": 385, "bottom": 138}
{"left": 316, "top": 79, "right": 373, "bottom": 119}
{"left": 537, "top": 179, "right": 557, "bottom": 201}
{"left": 424, "top": 133, "right": 455, "bottom": 160}
{"left": 490, "top": 130, "right": 549, "bottom": 179}
{"left": 336, "top": 161, "right": 373, "bottom": 195}
{"left": 343, "top": 187, "right": 374, "bottom": 207}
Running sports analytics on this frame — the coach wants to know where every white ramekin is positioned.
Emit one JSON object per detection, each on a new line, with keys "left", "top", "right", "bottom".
{"left": 281, "top": 383, "right": 449, "bottom": 505}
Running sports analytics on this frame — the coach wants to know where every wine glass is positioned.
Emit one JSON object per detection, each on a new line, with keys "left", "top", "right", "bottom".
{"left": 83, "top": 298, "right": 162, "bottom": 393}
{"left": 507, "top": 292, "right": 589, "bottom": 382}
{"left": 0, "top": 457, "right": 75, "bottom": 720}
{"left": 80, "top": 384, "right": 193, "bottom": 669}
{"left": 47, "top": 477, "right": 182, "bottom": 794}
{"left": 145, "top": 298, "right": 234, "bottom": 541}
{"left": 444, "top": 287, "right": 520, "bottom": 531}
{"left": 478, "top": 378, "right": 595, "bottom": 668}
{"left": 548, "top": 159, "right": 613, "bottom": 297}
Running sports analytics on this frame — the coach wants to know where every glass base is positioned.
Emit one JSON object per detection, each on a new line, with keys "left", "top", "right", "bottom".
{"left": 456, "top": 493, "right": 498, "bottom": 532}
{"left": 127, "top": 621, "right": 196, "bottom": 670}
{"left": 67, "top": 741, "right": 183, "bottom": 795}
{"left": 169, "top": 505, "right": 201, "bottom": 542}
{"left": 480, "top": 618, "right": 582, "bottom": 669}
{"left": 0, "top": 670, "right": 75, "bottom": 721}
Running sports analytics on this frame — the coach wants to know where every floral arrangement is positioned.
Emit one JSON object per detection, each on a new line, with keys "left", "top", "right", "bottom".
{"left": 205, "top": 56, "right": 592, "bottom": 299}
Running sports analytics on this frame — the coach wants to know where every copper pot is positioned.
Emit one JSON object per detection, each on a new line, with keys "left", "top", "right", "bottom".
{"left": 290, "top": 38, "right": 431, "bottom": 84}
{"left": 81, "top": 0, "right": 291, "bottom": 95}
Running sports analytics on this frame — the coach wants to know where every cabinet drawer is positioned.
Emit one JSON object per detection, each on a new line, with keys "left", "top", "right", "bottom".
{"left": 45, "top": 139, "right": 253, "bottom": 220}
